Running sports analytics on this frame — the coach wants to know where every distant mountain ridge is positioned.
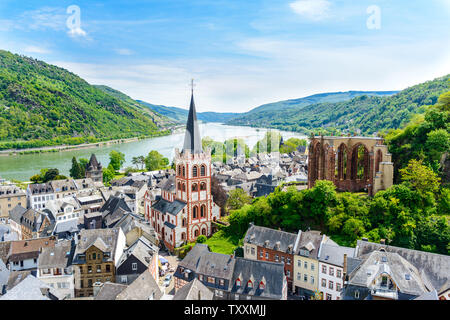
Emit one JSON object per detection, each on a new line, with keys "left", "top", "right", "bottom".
{"left": 137, "top": 100, "right": 239, "bottom": 123}
{"left": 226, "top": 75, "right": 449, "bottom": 135}
{"left": 138, "top": 90, "right": 398, "bottom": 124}
{"left": 244, "top": 90, "right": 399, "bottom": 115}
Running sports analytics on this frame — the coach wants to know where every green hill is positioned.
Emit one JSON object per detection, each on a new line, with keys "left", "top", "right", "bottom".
{"left": 244, "top": 90, "right": 399, "bottom": 115}
{"left": 137, "top": 100, "right": 239, "bottom": 123}
{"left": 0, "top": 50, "right": 169, "bottom": 150}
{"left": 227, "top": 76, "right": 450, "bottom": 135}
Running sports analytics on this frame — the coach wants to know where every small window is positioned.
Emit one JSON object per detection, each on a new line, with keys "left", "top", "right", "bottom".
{"left": 132, "top": 263, "right": 138, "bottom": 271}
{"left": 236, "top": 279, "right": 241, "bottom": 287}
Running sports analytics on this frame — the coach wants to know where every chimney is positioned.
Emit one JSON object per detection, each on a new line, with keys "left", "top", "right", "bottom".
{"left": 343, "top": 253, "right": 348, "bottom": 284}
{"left": 380, "top": 239, "right": 385, "bottom": 245}
{"left": 93, "top": 282, "right": 104, "bottom": 297}
{"left": 361, "top": 237, "right": 368, "bottom": 242}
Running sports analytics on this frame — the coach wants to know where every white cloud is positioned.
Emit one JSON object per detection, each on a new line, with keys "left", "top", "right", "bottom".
{"left": 115, "top": 48, "right": 134, "bottom": 56}
{"left": 289, "top": 0, "right": 331, "bottom": 21}
{"left": 23, "top": 45, "right": 51, "bottom": 54}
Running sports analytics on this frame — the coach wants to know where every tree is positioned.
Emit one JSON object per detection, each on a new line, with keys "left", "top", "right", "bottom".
{"left": 42, "top": 168, "right": 60, "bottom": 182}
{"left": 103, "top": 164, "right": 116, "bottom": 185}
{"left": 196, "top": 235, "right": 207, "bottom": 243}
{"left": 131, "top": 156, "right": 140, "bottom": 170}
{"left": 399, "top": 159, "right": 440, "bottom": 194}
{"left": 69, "top": 157, "right": 83, "bottom": 179}
{"left": 79, "top": 158, "right": 88, "bottom": 177}
{"left": 145, "top": 150, "right": 169, "bottom": 171}
{"left": 226, "top": 188, "right": 252, "bottom": 212}
{"left": 109, "top": 150, "right": 125, "bottom": 171}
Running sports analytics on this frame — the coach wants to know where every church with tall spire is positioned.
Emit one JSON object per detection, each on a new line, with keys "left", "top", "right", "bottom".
{"left": 147, "top": 83, "right": 221, "bottom": 251}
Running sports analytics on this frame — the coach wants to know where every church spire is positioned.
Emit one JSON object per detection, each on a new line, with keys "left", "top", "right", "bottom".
{"left": 182, "top": 79, "right": 203, "bottom": 154}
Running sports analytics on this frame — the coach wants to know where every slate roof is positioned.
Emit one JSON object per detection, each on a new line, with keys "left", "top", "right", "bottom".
{"left": 9, "top": 205, "right": 49, "bottom": 233}
{"left": 94, "top": 282, "right": 127, "bottom": 300}
{"left": 182, "top": 92, "right": 203, "bottom": 154}
{"left": 356, "top": 240, "right": 450, "bottom": 292}
{"left": 157, "top": 176, "right": 176, "bottom": 193}
{"left": 294, "top": 230, "right": 323, "bottom": 259}
{"left": 244, "top": 224, "right": 297, "bottom": 253}
{"left": 38, "top": 240, "right": 73, "bottom": 269}
{"left": 173, "top": 278, "right": 214, "bottom": 300}
{"left": 87, "top": 154, "right": 102, "bottom": 170}
{"left": 49, "top": 179, "right": 77, "bottom": 193}
{"left": 319, "top": 243, "right": 356, "bottom": 267}
{"left": 152, "top": 198, "right": 186, "bottom": 216}
{"left": 28, "top": 183, "right": 53, "bottom": 195}
{"left": 164, "top": 221, "right": 176, "bottom": 229}
{"left": 177, "top": 244, "right": 210, "bottom": 272}
{"left": 230, "top": 258, "right": 286, "bottom": 300}
{"left": 73, "top": 228, "right": 120, "bottom": 263}
{"left": 0, "top": 274, "right": 63, "bottom": 300}
{"left": 347, "top": 250, "right": 429, "bottom": 298}
{"left": 6, "top": 270, "right": 34, "bottom": 291}
{"left": 117, "top": 237, "right": 158, "bottom": 268}
{"left": 54, "top": 219, "right": 80, "bottom": 234}
{"left": 100, "top": 195, "right": 132, "bottom": 228}
{"left": 115, "top": 269, "right": 163, "bottom": 300}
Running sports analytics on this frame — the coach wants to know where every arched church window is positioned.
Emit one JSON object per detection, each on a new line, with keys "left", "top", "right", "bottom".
{"left": 200, "top": 205, "right": 206, "bottom": 218}
{"left": 192, "top": 183, "right": 198, "bottom": 192}
{"left": 200, "top": 182, "right": 207, "bottom": 191}
{"left": 193, "top": 166, "right": 198, "bottom": 177}
{"left": 200, "top": 165, "right": 206, "bottom": 176}
{"left": 193, "top": 206, "right": 198, "bottom": 219}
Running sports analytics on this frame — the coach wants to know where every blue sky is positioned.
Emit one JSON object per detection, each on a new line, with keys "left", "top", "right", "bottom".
{"left": 1, "top": 0, "right": 449, "bottom": 112}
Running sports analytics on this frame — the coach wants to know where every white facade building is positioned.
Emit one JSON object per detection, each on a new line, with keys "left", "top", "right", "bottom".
{"left": 318, "top": 243, "right": 355, "bottom": 300}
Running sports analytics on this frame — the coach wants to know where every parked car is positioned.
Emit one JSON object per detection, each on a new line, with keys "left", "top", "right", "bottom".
{"left": 165, "top": 274, "right": 172, "bottom": 281}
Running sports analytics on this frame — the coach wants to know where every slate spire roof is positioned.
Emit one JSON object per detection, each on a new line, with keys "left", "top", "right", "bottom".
{"left": 182, "top": 90, "right": 203, "bottom": 154}
{"left": 87, "top": 154, "right": 101, "bottom": 170}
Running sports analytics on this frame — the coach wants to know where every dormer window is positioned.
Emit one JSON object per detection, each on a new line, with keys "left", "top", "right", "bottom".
{"left": 236, "top": 279, "right": 241, "bottom": 287}
{"left": 259, "top": 281, "right": 265, "bottom": 290}
{"left": 247, "top": 280, "right": 253, "bottom": 288}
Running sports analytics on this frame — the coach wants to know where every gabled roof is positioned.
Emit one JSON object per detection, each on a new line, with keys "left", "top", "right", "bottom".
{"left": 152, "top": 198, "right": 186, "bottom": 216}
{"left": 115, "top": 269, "right": 162, "bottom": 300}
{"left": 182, "top": 92, "right": 203, "bottom": 154}
{"left": 295, "top": 230, "right": 323, "bottom": 259}
{"left": 319, "top": 243, "right": 356, "bottom": 267}
{"left": 8, "top": 237, "right": 56, "bottom": 262}
{"left": 347, "top": 250, "right": 429, "bottom": 297}
{"left": 74, "top": 228, "right": 120, "bottom": 262}
{"left": 0, "top": 274, "right": 63, "bottom": 300}
{"left": 38, "top": 240, "right": 73, "bottom": 269}
{"left": 117, "top": 237, "right": 158, "bottom": 268}
{"left": 356, "top": 240, "right": 450, "bottom": 292}
{"left": 230, "top": 258, "right": 285, "bottom": 300}
{"left": 244, "top": 224, "right": 297, "bottom": 253}
{"left": 94, "top": 282, "right": 127, "bottom": 300}
{"left": 173, "top": 278, "right": 214, "bottom": 300}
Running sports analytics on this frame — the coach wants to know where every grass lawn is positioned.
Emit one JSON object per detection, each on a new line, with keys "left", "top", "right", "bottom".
{"left": 204, "top": 230, "right": 242, "bottom": 255}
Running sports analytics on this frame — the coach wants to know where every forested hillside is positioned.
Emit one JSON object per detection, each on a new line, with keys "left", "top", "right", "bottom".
{"left": 227, "top": 75, "right": 449, "bottom": 135}
{"left": 242, "top": 90, "right": 398, "bottom": 115}
{"left": 0, "top": 50, "right": 168, "bottom": 150}
{"left": 138, "top": 100, "right": 239, "bottom": 123}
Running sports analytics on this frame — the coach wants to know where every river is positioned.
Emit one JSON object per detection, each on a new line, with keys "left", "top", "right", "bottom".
{"left": 0, "top": 123, "right": 306, "bottom": 182}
